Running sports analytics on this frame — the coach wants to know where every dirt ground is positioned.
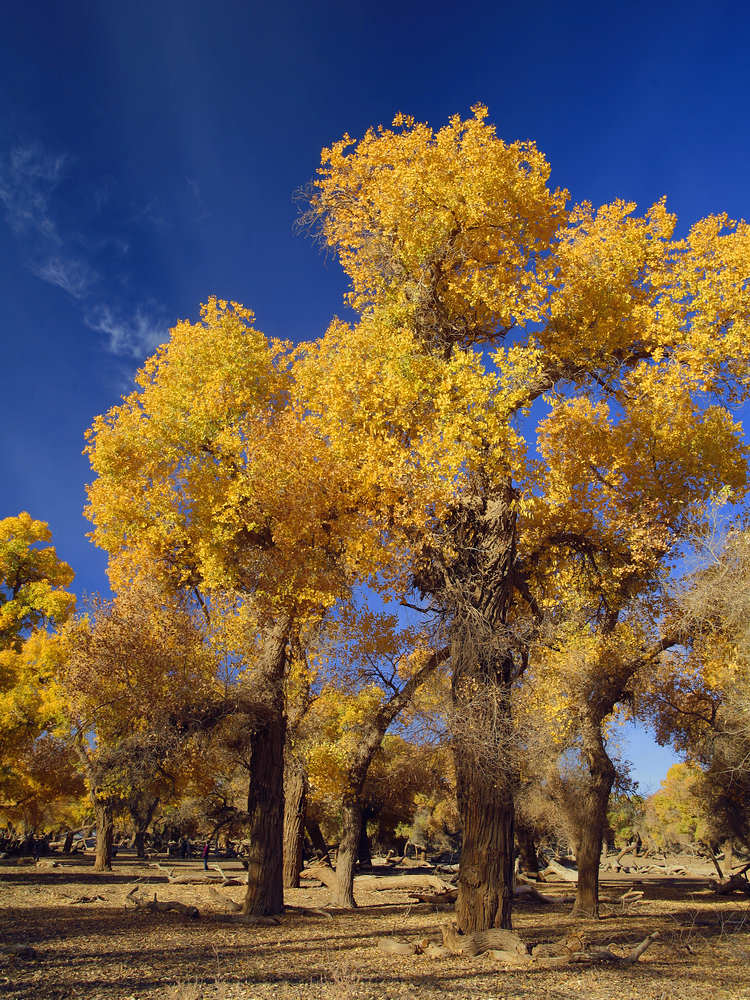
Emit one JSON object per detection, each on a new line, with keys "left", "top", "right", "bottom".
{"left": 2, "top": 854, "right": 749, "bottom": 1000}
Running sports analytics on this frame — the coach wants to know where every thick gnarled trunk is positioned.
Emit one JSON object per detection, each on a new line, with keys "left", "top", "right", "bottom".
{"left": 242, "top": 616, "right": 290, "bottom": 917}
{"left": 282, "top": 756, "right": 307, "bottom": 889}
{"left": 93, "top": 799, "right": 114, "bottom": 872}
{"left": 454, "top": 736, "right": 515, "bottom": 931}
{"left": 452, "top": 635, "right": 517, "bottom": 932}
{"left": 417, "top": 485, "right": 520, "bottom": 932}
{"left": 243, "top": 713, "right": 286, "bottom": 914}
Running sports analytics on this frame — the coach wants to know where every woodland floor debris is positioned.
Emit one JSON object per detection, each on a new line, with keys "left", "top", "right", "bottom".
{"left": 1, "top": 854, "right": 750, "bottom": 1000}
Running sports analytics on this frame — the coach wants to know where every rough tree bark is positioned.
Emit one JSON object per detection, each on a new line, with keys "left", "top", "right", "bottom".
{"left": 565, "top": 635, "right": 675, "bottom": 918}
{"left": 93, "top": 798, "right": 114, "bottom": 872}
{"left": 428, "top": 485, "right": 520, "bottom": 933}
{"left": 242, "top": 615, "right": 290, "bottom": 917}
{"left": 332, "top": 797, "right": 363, "bottom": 908}
{"left": 454, "top": 707, "right": 515, "bottom": 931}
{"left": 134, "top": 829, "right": 147, "bottom": 858}
{"left": 357, "top": 808, "right": 373, "bottom": 866}
{"left": 305, "top": 817, "right": 330, "bottom": 862}
{"left": 571, "top": 722, "right": 617, "bottom": 919}
{"left": 128, "top": 794, "right": 160, "bottom": 860}
{"left": 282, "top": 754, "right": 307, "bottom": 889}
{"left": 516, "top": 819, "right": 540, "bottom": 877}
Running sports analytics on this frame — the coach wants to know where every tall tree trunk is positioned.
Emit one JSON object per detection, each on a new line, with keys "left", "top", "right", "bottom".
{"left": 455, "top": 746, "right": 515, "bottom": 931}
{"left": 305, "top": 817, "right": 330, "bottom": 863}
{"left": 332, "top": 797, "right": 362, "bottom": 908}
{"left": 134, "top": 828, "right": 147, "bottom": 859}
{"left": 571, "top": 724, "right": 616, "bottom": 919}
{"left": 128, "top": 796, "right": 159, "bottom": 860}
{"left": 357, "top": 810, "right": 372, "bottom": 867}
{"left": 452, "top": 638, "right": 517, "bottom": 932}
{"left": 416, "top": 484, "right": 520, "bottom": 932}
{"left": 282, "top": 756, "right": 307, "bottom": 889}
{"left": 243, "top": 616, "right": 290, "bottom": 917}
{"left": 93, "top": 799, "right": 114, "bottom": 872}
{"left": 516, "top": 820, "right": 540, "bottom": 877}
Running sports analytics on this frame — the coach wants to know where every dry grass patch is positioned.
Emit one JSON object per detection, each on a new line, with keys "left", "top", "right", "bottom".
{"left": 1, "top": 858, "right": 749, "bottom": 999}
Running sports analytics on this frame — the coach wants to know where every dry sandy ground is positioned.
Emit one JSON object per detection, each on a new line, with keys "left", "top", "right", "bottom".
{"left": 1, "top": 855, "right": 749, "bottom": 1000}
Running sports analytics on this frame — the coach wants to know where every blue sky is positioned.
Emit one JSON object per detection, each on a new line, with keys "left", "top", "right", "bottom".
{"left": 2, "top": 0, "right": 745, "bottom": 788}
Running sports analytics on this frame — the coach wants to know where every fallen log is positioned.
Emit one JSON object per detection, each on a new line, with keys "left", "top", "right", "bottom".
{"left": 407, "top": 888, "right": 457, "bottom": 905}
{"left": 303, "top": 864, "right": 455, "bottom": 896}
{"left": 301, "top": 862, "right": 336, "bottom": 890}
{"left": 616, "top": 843, "right": 639, "bottom": 868}
{"left": 127, "top": 889, "right": 199, "bottom": 919}
{"left": 355, "top": 873, "right": 455, "bottom": 893}
{"left": 710, "top": 873, "right": 750, "bottom": 895}
{"left": 486, "top": 948, "right": 532, "bottom": 965}
{"left": 540, "top": 859, "right": 578, "bottom": 882}
{"left": 151, "top": 862, "right": 235, "bottom": 886}
{"left": 423, "top": 942, "right": 451, "bottom": 959}
{"left": 377, "top": 937, "right": 418, "bottom": 955}
{"left": 618, "top": 889, "right": 645, "bottom": 912}
{"left": 580, "top": 931, "right": 661, "bottom": 966}
{"left": 210, "top": 863, "right": 244, "bottom": 886}
{"left": 440, "top": 920, "right": 528, "bottom": 959}
{"left": 514, "top": 883, "right": 554, "bottom": 904}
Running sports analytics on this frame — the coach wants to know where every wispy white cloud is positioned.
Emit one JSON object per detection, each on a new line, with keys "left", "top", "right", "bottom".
{"left": 31, "top": 256, "right": 96, "bottom": 299}
{"left": 0, "top": 145, "right": 66, "bottom": 241}
{"left": 85, "top": 305, "right": 167, "bottom": 359}
{"left": 0, "top": 141, "right": 169, "bottom": 361}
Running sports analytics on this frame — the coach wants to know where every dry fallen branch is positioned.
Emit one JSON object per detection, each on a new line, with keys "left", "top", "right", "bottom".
{"left": 210, "top": 863, "right": 245, "bottom": 886}
{"left": 202, "top": 888, "right": 284, "bottom": 922}
{"left": 126, "top": 888, "right": 199, "bottom": 919}
{"left": 407, "top": 888, "right": 457, "bottom": 905}
{"left": 529, "top": 930, "right": 660, "bottom": 969}
{"left": 301, "top": 862, "right": 336, "bottom": 890}
{"left": 151, "top": 861, "right": 243, "bottom": 886}
{"left": 618, "top": 889, "right": 645, "bottom": 913}
{"left": 710, "top": 872, "right": 750, "bottom": 895}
